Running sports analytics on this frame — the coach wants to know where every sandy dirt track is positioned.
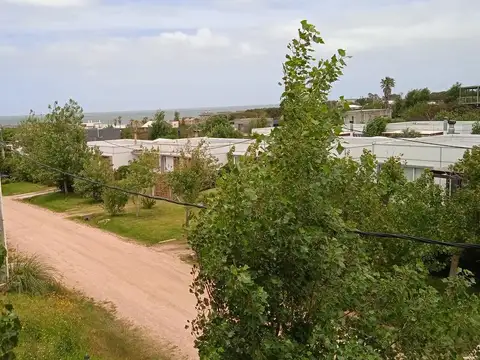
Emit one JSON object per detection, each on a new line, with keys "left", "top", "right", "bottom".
{"left": 4, "top": 196, "right": 198, "bottom": 360}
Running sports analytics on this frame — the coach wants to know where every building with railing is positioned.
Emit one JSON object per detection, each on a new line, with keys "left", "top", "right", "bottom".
{"left": 459, "top": 85, "right": 480, "bottom": 106}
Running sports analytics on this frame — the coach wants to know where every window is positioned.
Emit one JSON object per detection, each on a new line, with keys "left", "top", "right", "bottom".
{"left": 160, "top": 156, "right": 166, "bottom": 172}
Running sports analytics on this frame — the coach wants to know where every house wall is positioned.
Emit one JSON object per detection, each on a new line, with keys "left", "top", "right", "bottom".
{"left": 344, "top": 109, "right": 392, "bottom": 124}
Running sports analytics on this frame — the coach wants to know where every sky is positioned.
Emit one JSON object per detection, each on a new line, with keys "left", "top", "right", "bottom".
{"left": 1, "top": 0, "right": 479, "bottom": 115}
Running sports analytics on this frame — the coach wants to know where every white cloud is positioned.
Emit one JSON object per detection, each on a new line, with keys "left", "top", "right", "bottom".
{"left": 1, "top": 0, "right": 480, "bottom": 114}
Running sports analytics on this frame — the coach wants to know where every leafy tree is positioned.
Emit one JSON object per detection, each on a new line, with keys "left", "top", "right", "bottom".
{"left": 141, "top": 116, "right": 149, "bottom": 125}
{"left": 167, "top": 142, "right": 217, "bottom": 226}
{"left": 14, "top": 100, "right": 88, "bottom": 192}
{"left": 380, "top": 76, "right": 395, "bottom": 108}
{"left": 404, "top": 88, "right": 431, "bottom": 108}
{"left": 363, "top": 116, "right": 388, "bottom": 137}
{"left": 102, "top": 181, "right": 129, "bottom": 216}
{"left": 188, "top": 20, "right": 480, "bottom": 360}
{"left": 124, "top": 148, "right": 159, "bottom": 215}
{"left": 472, "top": 121, "right": 480, "bottom": 134}
{"left": 201, "top": 115, "right": 243, "bottom": 138}
{"left": 74, "top": 147, "right": 114, "bottom": 202}
{"left": 444, "top": 146, "right": 480, "bottom": 276}
{"left": 174, "top": 111, "right": 181, "bottom": 122}
{"left": 403, "top": 101, "right": 441, "bottom": 121}
{"left": 247, "top": 117, "right": 269, "bottom": 134}
{"left": 114, "top": 165, "right": 130, "bottom": 180}
{"left": 445, "top": 82, "right": 461, "bottom": 104}
{"left": 121, "top": 127, "right": 133, "bottom": 139}
{"left": 149, "top": 110, "right": 177, "bottom": 140}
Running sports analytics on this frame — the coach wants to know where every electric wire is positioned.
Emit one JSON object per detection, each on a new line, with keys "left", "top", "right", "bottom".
{"left": 4, "top": 141, "right": 480, "bottom": 250}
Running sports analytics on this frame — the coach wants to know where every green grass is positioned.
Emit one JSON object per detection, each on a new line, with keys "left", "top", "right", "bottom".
{"left": 75, "top": 202, "right": 186, "bottom": 245}
{"left": 26, "top": 192, "right": 101, "bottom": 214}
{"left": 7, "top": 292, "right": 171, "bottom": 360}
{"left": 2, "top": 182, "right": 49, "bottom": 196}
{"left": 26, "top": 192, "right": 188, "bottom": 245}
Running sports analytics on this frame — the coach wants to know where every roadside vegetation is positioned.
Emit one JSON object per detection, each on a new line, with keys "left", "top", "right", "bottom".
{"left": 2, "top": 181, "right": 49, "bottom": 196}
{"left": 75, "top": 201, "right": 185, "bottom": 245}
{"left": 3, "top": 249, "right": 170, "bottom": 359}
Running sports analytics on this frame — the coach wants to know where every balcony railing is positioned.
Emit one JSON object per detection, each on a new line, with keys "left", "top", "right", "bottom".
{"left": 459, "top": 96, "right": 480, "bottom": 105}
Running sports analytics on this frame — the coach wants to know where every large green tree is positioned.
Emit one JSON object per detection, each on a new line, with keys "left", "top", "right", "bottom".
{"left": 201, "top": 115, "right": 243, "bottom": 138}
{"left": 14, "top": 100, "right": 88, "bottom": 192}
{"left": 187, "top": 20, "right": 480, "bottom": 360}
{"left": 74, "top": 147, "right": 114, "bottom": 202}
{"left": 167, "top": 142, "right": 217, "bottom": 226}
{"left": 149, "top": 110, "right": 177, "bottom": 140}
{"left": 124, "top": 148, "right": 159, "bottom": 216}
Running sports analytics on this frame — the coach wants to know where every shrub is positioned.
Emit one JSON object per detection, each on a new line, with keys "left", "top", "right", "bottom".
{"left": 363, "top": 116, "right": 389, "bottom": 137}
{"left": 7, "top": 252, "right": 58, "bottom": 295}
{"left": 114, "top": 165, "right": 130, "bottom": 180}
{"left": 472, "top": 121, "right": 480, "bottom": 135}
{"left": 403, "top": 101, "right": 443, "bottom": 121}
{"left": 102, "top": 182, "right": 129, "bottom": 216}
{"left": 141, "top": 196, "right": 156, "bottom": 209}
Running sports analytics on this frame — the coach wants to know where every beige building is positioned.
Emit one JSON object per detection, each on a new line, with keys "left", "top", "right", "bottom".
{"left": 344, "top": 108, "right": 392, "bottom": 124}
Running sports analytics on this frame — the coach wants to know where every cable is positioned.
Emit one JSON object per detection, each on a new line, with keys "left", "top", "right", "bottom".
{"left": 341, "top": 126, "right": 473, "bottom": 149}
{"left": 350, "top": 230, "right": 480, "bottom": 249}
{"left": 7, "top": 145, "right": 207, "bottom": 209}
{"left": 5, "top": 141, "right": 480, "bottom": 250}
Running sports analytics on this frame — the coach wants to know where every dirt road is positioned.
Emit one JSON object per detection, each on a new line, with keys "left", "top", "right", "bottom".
{"left": 4, "top": 196, "right": 198, "bottom": 360}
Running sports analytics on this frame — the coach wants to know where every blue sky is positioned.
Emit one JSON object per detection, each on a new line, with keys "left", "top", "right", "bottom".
{"left": 1, "top": 0, "right": 479, "bottom": 115}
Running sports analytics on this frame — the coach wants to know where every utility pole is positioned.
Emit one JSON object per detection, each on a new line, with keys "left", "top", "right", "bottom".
{"left": 0, "top": 166, "right": 9, "bottom": 283}
{"left": 0, "top": 127, "right": 5, "bottom": 160}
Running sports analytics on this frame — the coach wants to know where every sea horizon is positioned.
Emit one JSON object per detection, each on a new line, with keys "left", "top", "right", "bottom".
{"left": 0, "top": 104, "right": 279, "bottom": 126}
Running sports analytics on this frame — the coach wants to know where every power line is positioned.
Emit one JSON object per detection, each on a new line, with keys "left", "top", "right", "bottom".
{"left": 7, "top": 145, "right": 207, "bottom": 209}
{"left": 5, "top": 142, "right": 480, "bottom": 250}
{"left": 350, "top": 230, "right": 480, "bottom": 249}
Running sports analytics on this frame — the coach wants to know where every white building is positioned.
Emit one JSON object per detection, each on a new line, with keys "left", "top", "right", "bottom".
{"left": 339, "top": 134, "right": 479, "bottom": 186}
{"left": 87, "top": 137, "right": 255, "bottom": 171}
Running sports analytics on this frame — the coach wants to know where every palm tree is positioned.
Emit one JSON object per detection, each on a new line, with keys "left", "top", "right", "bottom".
{"left": 380, "top": 77, "right": 395, "bottom": 108}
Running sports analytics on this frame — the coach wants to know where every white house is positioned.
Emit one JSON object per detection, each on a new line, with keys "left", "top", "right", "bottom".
{"left": 339, "top": 134, "right": 480, "bottom": 187}
{"left": 87, "top": 137, "right": 256, "bottom": 171}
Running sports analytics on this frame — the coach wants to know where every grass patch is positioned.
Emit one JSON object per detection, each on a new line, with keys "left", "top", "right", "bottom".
{"left": 76, "top": 202, "right": 186, "bottom": 245}
{"left": 4, "top": 252, "right": 172, "bottom": 359}
{"left": 2, "top": 182, "right": 49, "bottom": 196}
{"left": 7, "top": 292, "right": 171, "bottom": 360}
{"left": 26, "top": 192, "right": 101, "bottom": 214}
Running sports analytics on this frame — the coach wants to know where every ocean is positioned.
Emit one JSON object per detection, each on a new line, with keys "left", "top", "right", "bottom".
{"left": 0, "top": 104, "right": 278, "bottom": 126}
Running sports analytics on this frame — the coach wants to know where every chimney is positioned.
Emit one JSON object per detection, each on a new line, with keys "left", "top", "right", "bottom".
{"left": 349, "top": 119, "right": 354, "bottom": 137}
{"left": 447, "top": 119, "right": 456, "bottom": 135}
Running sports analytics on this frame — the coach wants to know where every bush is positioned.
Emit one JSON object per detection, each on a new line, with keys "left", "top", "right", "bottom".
{"left": 141, "top": 196, "right": 156, "bottom": 209}
{"left": 114, "top": 165, "right": 130, "bottom": 180}
{"left": 472, "top": 121, "right": 480, "bottom": 134}
{"left": 403, "top": 102, "right": 443, "bottom": 121}
{"left": 7, "top": 252, "right": 58, "bottom": 295}
{"left": 363, "top": 116, "right": 389, "bottom": 137}
{"left": 102, "top": 183, "right": 129, "bottom": 216}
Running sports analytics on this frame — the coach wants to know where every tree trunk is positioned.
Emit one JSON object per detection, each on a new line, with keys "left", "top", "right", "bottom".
{"left": 449, "top": 252, "right": 462, "bottom": 277}
{"left": 64, "top": 179, "right": 68, "bottom": 194}
{"left": 136, "top": 196, "right": 140, "bottom": 217}
{"left": 185, "top": 207, "right": 190, "bottom": 227}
